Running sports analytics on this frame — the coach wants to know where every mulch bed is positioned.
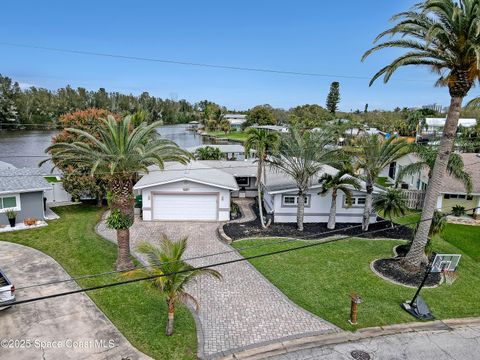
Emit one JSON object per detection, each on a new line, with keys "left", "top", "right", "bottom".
{"left": 372, "top": 258, "right": 441, "bottom": 287}
{"left": 223, "top": 203, "right": 414, "bottom": 241}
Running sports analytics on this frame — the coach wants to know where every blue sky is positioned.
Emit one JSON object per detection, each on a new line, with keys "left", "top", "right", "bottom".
{"left": 0, "top": 0, "right": 468, "bottom": 111}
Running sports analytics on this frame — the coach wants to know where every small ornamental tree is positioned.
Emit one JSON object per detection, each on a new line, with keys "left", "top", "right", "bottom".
{"left": 51, "top": 108, "right": 118, "bottom": 206}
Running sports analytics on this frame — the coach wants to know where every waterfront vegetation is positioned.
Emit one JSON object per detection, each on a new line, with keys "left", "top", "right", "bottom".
{"left": 205, "top": 130, "right": 249, "bottom": 142}
{"left": 0, "top": 205, "right": 197, "bottom": 360}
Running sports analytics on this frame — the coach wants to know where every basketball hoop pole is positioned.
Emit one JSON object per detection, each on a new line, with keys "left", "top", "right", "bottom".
{"left": 410, "top": 255, "right": 434, "bottom": 306}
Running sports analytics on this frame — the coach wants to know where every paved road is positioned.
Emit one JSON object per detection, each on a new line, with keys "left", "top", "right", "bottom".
{"left": 270, "top": 324, "right": 480, "bottom": 360}
{"left": 0, "top": 241, "right": 150, "bottom": 360}
{"left": 97, "top": 214, "right": 337, "bottom": 359}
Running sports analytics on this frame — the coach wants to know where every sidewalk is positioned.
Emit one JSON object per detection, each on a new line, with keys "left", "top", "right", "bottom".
{"left": 220, "top": 318, "right": 480, "bottom": 360}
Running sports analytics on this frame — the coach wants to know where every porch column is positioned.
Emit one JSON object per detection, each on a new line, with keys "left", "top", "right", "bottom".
{"left": 436, "top": 195, "right": 443, "bottom": 211}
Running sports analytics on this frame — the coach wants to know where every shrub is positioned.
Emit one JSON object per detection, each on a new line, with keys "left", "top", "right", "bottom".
{"left": 106, "top": 209, "right": 133, "bottom": 230}
{"left": 452, "top": 205, "right": 466, "bottom": 217}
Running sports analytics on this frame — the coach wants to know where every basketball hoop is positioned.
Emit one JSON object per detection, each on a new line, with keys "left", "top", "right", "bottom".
{"left": 441, "top": 269, "right": 458, "bottom": 285}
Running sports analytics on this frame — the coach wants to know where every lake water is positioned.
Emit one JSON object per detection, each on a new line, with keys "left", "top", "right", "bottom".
{"left": 0, "top": 124, "right": 222, "bottom": 172}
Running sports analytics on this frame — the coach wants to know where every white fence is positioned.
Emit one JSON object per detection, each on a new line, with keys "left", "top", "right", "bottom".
{"left": 403, "top": 190, "right": 426, "bottom": 210}
{"left": 44, "top": 182, "right": 71, "bottom": 204}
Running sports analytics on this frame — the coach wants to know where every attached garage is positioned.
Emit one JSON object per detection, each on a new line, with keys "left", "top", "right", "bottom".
{"left": 152, "top": 193, "right": 218, "bottom": 221}
{"left": 133, "top": 161, "right": 239, "bottom": 222}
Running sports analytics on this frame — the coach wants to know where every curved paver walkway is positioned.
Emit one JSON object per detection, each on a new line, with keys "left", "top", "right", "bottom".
{"left": 0, "top": 241, "right": 151, "bottom": 360}
{"left": 97, "top": 217, "right": 338, "bottom": 359}
{"left": 230, "top": 198, "right": 256, "bottom": 223}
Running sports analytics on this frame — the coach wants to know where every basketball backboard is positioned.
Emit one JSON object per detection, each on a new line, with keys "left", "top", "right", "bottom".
{"left": 431, "top": 254, "right": 462, "bottom": 273}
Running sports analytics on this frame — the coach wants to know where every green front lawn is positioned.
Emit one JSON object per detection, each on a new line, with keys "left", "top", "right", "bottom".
{"left": 0, "top": 205, "right": 196, "bottom": 360}
{"left": 205, "top": 131, "right": 248, "bottom": 142}
{"left": 443, "top": 223, "right": 480, "bottom": 262}
{"left": 234, "top": 236, "right": 480, "bottom": 331}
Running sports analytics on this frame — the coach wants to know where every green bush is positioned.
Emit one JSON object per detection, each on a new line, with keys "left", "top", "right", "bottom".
{"left": 106, "top": 209, "right": 133, "bottom": 229}
{"left": 452, "top": 205, "right": 466, "bottom": 217}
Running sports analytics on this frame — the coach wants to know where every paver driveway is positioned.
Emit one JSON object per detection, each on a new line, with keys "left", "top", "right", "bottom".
{"left": 97, "top": 219, "right": 338, "bottom": 359}
{"left": 0, "top": 241, "right": 150, "bottom": 360}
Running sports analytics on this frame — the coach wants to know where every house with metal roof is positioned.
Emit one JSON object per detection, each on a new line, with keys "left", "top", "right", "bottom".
{"left": 0, "top": 167, "right": 51, "bottom": 226}
{"left": 224, "top": 114, "right": 247, "bottom": 131}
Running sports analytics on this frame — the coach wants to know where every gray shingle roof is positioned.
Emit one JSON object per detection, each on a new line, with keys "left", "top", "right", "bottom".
{"left": 0, "top": 168, "right": 51, "bottom": 194}
{"left": 134, "top": 161, "right": 239, "bottom": 191}
{"left": 441, "top": 153, "right": 480, "bottom": 194}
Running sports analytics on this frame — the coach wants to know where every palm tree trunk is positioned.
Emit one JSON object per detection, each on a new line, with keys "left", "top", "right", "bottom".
{"left": 327, "top": 189, "right": 337, "bottom": 230}
{"left": 403, "top": 96, "right": 463, "bottom": 270}
{"left": 297, "top": 191, "right": 305, "bottom": 231}
{"left": 362, "top": 180, "right": 373, "bottom": 231}
{"left": 256, "top": 158, "right": 267, "bottom": 229}
{"left": 111, "top": 178, "right": 135, "bottom": 271}
{"left": 166, "top": 300, "right": 175, "bottom": 336}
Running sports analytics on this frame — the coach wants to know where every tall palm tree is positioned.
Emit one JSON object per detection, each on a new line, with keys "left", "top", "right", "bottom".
{"left": 267, "top": 127, "right": 337, "bottom": 231}
{"left": 396, "top": 145, "right": 473, "bottom": 193}
{"left": 362, "top": 0, "right": 480, "bottom": 269}
{"left": 45, "top": 115, "right": 191, "bottom": 270}
{"left": 130, "top": 236, "right": 221, "bottom": 336}
{"left": 244, "top": 128, "right": 280, "bottom": 228}
{"left": 373, "top": 188, "right": 408, "bottom": 227}
{"left": 350, "top": 135, "right": 409, "bottom": 231}
{"left": 318, "top": 163, "right": 360, "bottom": 230}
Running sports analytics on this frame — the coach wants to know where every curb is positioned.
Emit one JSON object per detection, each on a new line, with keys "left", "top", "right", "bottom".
{"left": 217, "top": 225, "right": 233, "bottom": 244}
{"left": 217, "top": 317, "right": 480, "bottom": 360}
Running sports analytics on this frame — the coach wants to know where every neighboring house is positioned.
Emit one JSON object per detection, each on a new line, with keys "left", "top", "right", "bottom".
{"left": 419, "top": 117, "right": 476, "bottom": 139}
{"left": 262, "top": 165, "right": 382, "bottom": 224}
{"left": 379, "top": 154, "right": 429, "bottom": 191}
{"left": 134, "top": 161, "right": 239, "bottom": 221}
{"left": 187, "top": 144, "right": 250, "bottom": 161}
{"left": 224, "top": 114, "right": 247, "bottom": 131}
{"left": 0, "top": 168, "right": 51, "bottom": 226}
{"left": 436, "top": 153, "right": 480, "bottom": 218}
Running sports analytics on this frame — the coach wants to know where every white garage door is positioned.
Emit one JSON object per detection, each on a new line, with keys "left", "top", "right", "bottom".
{"left": 152, "top": 194, "right": 218, "bottom": 221}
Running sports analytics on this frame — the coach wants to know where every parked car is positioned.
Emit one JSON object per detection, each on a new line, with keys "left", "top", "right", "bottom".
{"left": 0, "top": 268, "right": 15, "bottom": 310}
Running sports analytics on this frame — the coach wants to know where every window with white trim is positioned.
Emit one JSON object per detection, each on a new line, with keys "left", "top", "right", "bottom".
{"left": 282, "top": 195, "right": 309, "bottom": 206}
{"left": 0, "top": 194, "right": 20, "bottom": 212}
{"left": 444, "top": 194, "right": 472, "bottom": 200}
{"left": 345, "top": 196, "right": 366, "bottom": 206}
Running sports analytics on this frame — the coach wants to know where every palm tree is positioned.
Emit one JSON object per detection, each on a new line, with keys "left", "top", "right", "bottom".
{"left": 374, "top": 188, "right": 408, "bottom": 227}
{"left": 350, "top": 135, "right": 409, "bottom": 231}
{"left": 130, "top": 236, "right": 221, "bottom": 336}
{"left": 244, "top": 128, "right": 280, "bottom": 228}
{"left": 318, "top": 163, "right": 360, "bottom": 230}
{"left": 396, "top": 145, "right": 472, "bottom": 193}
{"left": 267, "top": 127, "right": 337, "bottom": 231}
{"left": 362, "top": 0, "right": 480, "bottom": 269}
{"left": 45, "top": 115, "right": 191, "bottom": 270}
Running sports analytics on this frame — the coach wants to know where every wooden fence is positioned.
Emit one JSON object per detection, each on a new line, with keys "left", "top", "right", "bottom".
{"left": 402, "top": 190, "right": 426, "bottom": 210}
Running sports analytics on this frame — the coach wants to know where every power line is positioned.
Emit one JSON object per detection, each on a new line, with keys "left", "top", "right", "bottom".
{"left": 4, "top": 210, "right": 450, "bottom": 307}
{"left": 6, "top": 212, "right": 417, "bottom": 294}
{"left": 0, "top": 42, "right": 435, "bottom": 83}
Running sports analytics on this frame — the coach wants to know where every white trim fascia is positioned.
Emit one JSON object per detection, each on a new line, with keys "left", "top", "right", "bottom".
{"left": 0, "top": 188, "right": 50, "bottom": 196}
{"left": 134, "top": 177, "right": 239, "bottom": 191}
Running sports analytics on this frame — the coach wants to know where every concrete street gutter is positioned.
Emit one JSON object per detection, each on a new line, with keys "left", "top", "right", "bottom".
{"left": 217, "top": 317, "right": 480, "bottom": 360}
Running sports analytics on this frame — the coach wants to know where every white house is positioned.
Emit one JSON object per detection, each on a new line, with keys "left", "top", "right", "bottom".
{"left": 224, "top": 114, "right": 247, "bottom": 131}
{"left": 187, "top": 144, "right": 250, "bottom": 161}
{"left": 262, "top": 165, "right": 382, "bottom": 224}
{"left": 134, "top": 162, "right": 239, "bottom": 221}
{"left": 134, "top": 159, "right": 382, "bottom": 224}
{"left": 379, "top": 154, "right": 429, "bottom": 190}
{"left": 420, "top": 117, "right": 477, "bottom": 139}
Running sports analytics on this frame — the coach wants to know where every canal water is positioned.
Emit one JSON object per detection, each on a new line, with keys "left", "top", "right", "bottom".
{"left": 0, "top": 124, "right": 223, "bottom": 171}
